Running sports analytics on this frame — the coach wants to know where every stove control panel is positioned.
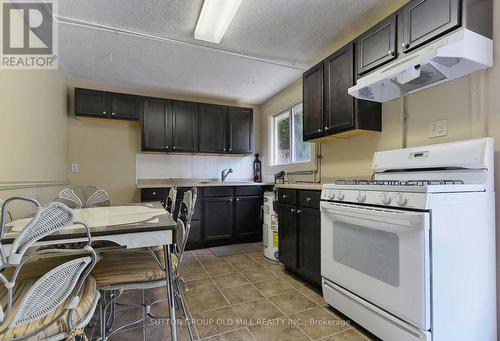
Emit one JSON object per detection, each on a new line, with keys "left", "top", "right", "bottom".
{"left": 321, "top": 186, "right": 428, "bottom": 209}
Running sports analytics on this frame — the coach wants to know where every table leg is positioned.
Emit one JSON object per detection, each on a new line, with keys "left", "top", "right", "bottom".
{"left": 163, "top": 244, "right": 177, "bottom": 341}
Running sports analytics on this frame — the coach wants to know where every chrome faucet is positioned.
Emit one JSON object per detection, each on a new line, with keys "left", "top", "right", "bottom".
{"left": 221, "top": 168, "right": 233, "bottom": 182}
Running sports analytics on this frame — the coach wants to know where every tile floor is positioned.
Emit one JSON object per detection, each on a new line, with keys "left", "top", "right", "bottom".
{"left": 87, "top": 248, "right": 377, "bottom": 341}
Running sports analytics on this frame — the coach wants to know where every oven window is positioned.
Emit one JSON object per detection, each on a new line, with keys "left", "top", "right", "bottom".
{"left": 332, "top": 222, "right": 400, "bottom": 287}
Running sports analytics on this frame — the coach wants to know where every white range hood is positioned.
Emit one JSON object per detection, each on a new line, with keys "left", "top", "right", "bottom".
{"left": 348, "top": 28, "right": 493, "bottom": 103}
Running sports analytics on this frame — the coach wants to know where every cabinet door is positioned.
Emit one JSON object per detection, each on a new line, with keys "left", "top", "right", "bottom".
{"left": 234, "top": 196, "right": 262, "bottom": 239}
{"left": 186, "top": 220, "right": 203, "bottom": 250}
{"left": 324, "top": 44, "right": 355, "bottom": 134}
{"left": 204, "top": 197, "right": 234, "bottom": 241}
{"left": 228, "top": 108, "right": 253, "bottom": 153}
{"left": 402, "top": 0, "right": 460, "bottom": 53}
{"left": 356, "top": 14, "right": 397, "bottom": 75}
{"left": 142, "top": 99, "right": 171, "bottom": 152}
{"left": 198, "top": 104, "right": 227, "bottom": 153}
{"left": 298, "top": 207, "right": 321, "bottom": 287}
{"left": 172, "top": 101, "right": 198, "bottom": 152}
{"left": 75, "top": 88, "right": 109, "bottom": 117}
{"left": 110, "top": 93, "right": 141, "bottom": 120}
{"left": 276, "top": 203, "right": 298, "bottom": 270}
{"left": 303, "top": 63, "right": 324, "bottom": 141}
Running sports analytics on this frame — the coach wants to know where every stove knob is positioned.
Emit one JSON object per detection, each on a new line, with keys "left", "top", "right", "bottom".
{"left": 381, "top": 192, "right": 392, "bottom": 205}
{"left": 357, "top": 191, "right": 366, "bottom": 203}
{"left": 396, "top": 193, "right": 408, "bottom": 206}
{"left": 328, "top": 190, "right": 335, "bottom": 200}
{"left": 336, "top": 191, "right": 345, "bottom": 201}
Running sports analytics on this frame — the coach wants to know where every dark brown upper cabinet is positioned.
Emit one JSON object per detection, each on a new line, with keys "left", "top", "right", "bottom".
{"left": 401, "top": 0, "right": 461, "bottom": 53}
{"left": 302, "top": 63, "right": 324, "bottom": 141}
{"left": 302, "top": 43, "right": 381, "bottom": 142}
{"left": 74, "top": 88, "right": 109, "bottom": 118}
{"left": 75, "top": 88, "right": 140, "bottom": 120}
{"left": 110, "top": 93, "right": 142, "bottom": 120}
{"left": 324, "top": 44, "right": 355, "bottom": 134}
{"left": 75, "top": 87, "right": 254, "bottom": 155}
{"left": 356, "top": 14, "right": 397, "bottom": 76}
{"left": 141, "top": 99, "right": 172, "bottom": 152}
{"left": 228, "top": 107, "right": 253, "bottom": 154}
{"left": 354, "top": 0, "right": 492, "bottom": 78}
{"left": 172, "top": 101, "right": 198, "bottom": 153}
{"left": 198, "top": 104, "right": 228, "bottom": 153}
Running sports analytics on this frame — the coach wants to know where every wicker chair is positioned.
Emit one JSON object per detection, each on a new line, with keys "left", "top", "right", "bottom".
{"left": 56, "top": 186, "right": 111, "bottom": 209}
{"left": 91, "top": 188, "right": 197, "bottom": 340}
{"left": 0, "top": 197, "right": 99, "bottom": 340}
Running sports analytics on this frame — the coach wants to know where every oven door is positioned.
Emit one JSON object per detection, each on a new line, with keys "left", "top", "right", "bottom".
{"left": 320, "top": 201, "right": 430, "bottom": 330}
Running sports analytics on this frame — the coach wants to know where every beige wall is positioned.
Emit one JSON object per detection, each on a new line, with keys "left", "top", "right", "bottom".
{"left": 259, "top": 0, "right": 500, "bottom": 327}
{"left": 0, "top": 69, "right": 68, "bottom": 218}
{"left": 67, "top": 80, "right": 260, "bottom": 204}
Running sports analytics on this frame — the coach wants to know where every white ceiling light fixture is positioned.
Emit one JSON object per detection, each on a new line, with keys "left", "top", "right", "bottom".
{"left": 195, "top": 0, "right": 243, "bottom": 44}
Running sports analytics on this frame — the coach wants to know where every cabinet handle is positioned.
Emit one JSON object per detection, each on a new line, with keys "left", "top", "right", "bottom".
{"left": 152, "top": 191, "right": 156, "bottom": 195}
{"left": 103, "top": 111, "right": 106, "bottom": 114}
{"left": 290, "top": 208, "right": 296, "bottom": 213}
{"left": 173, "top": 146, "right": 176, "bottom": 150}
{"left": 306, "top": 197, "right": 312, "bottom": 202}
{"left": 282, "top": 194, "right": 288, "bottom": 199}
{"left": 229, "top": 148, "right": 232, "bottom": 151}
{"left": 236, "top": 198, "right": 240, "bottom": 202}
{"left": 111, "top": 112, "right": 116, "bottom": 116}
{"left": 324, "top": 126, "right": 328, "bottom": 130}
{"left": 297, "top": 209, "right": 302, "bottom": 214}
{"left": 165, "top": 146, "right": 169, "bottom": 150}
{"left": 223, "top": 148, "right": 226, "bottom": 151}
{"left": 317, "top": 129, "right": 321, "bottom": 132}
{"left": 229, "top": 198, "right": 233, "bottom": 202}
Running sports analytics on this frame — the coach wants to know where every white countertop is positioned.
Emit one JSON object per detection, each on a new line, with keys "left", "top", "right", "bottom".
{"left": 274, "top": 183, "right": 323, "bottom": 190}
{"left": 137, "top": 178, "right": 273, "bottom": 188}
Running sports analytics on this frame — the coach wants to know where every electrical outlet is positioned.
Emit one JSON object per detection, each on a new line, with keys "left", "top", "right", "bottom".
{"left": 71, "top": 163, "right": 79, "bottom": 173}
{"left": 430, "top": 120, "right": 448, "bottom": 138}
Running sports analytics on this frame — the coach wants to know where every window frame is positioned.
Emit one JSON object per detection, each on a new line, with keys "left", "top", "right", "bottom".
{"left": 270, "top": 102, "right": 313, "bottom": 167}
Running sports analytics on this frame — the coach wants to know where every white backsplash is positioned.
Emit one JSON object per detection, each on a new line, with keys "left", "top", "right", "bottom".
{"left": 136, "top": 154, "right": 256, "bottom": 181}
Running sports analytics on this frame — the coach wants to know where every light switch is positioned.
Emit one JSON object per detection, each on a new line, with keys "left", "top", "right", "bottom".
{"left": 71, "top": 163, "right": 79, "bottom": 173}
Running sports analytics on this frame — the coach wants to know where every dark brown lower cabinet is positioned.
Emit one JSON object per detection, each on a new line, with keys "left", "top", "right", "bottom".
{"left": 235, "top": 196, "right": 262, "bottom": 239}
{"left": 276, "top": 203, "right": 298, "bottom": 269}
{"left": 204, "top": 197, "right": 234, "bottom": 241}
{"left": 298, "top": 207, "right": 321, "bottom": 287}
{"left": 142, "top": 186, "right": 266, "bottom": 250}
{"left": 277, "top": 189, "right": 321, "bottom": 288}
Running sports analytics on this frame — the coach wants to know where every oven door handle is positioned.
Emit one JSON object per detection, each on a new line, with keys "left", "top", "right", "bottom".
{"left": 321, "top": 203, "right": 429, "bottom": 230}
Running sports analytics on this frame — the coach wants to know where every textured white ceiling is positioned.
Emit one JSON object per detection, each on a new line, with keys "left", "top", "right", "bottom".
{"left": 58, "top": 0, "right": 391, "bottom": 104}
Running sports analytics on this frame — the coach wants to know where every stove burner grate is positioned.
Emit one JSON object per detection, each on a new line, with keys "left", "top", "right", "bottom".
{"left": 334, "top": 179, "right": 465, "bottom": 186}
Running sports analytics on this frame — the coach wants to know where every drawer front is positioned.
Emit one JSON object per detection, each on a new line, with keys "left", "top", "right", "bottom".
{"left": 141, "top": 188, "right": 168, "bottom": 204}
{"left": 277, "top": 189, "right": 297, "bottom": 205}
{"left": 204, "top": 186, "right": 234, "bottom": 197}
{"left": 234, "top": 186, "right": 263, "bottom": 196}
{"left": 298, "top": 190, "right": 321, "bottom": 209}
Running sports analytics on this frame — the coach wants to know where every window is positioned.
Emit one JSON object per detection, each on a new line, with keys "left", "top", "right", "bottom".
{"left": 271, "top": 103, "right": 312, "bottom": 165}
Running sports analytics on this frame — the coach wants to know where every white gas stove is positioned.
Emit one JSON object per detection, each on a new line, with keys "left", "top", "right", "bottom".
{"left": 320, "top": 138, "right": 496, "bottom": 341}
